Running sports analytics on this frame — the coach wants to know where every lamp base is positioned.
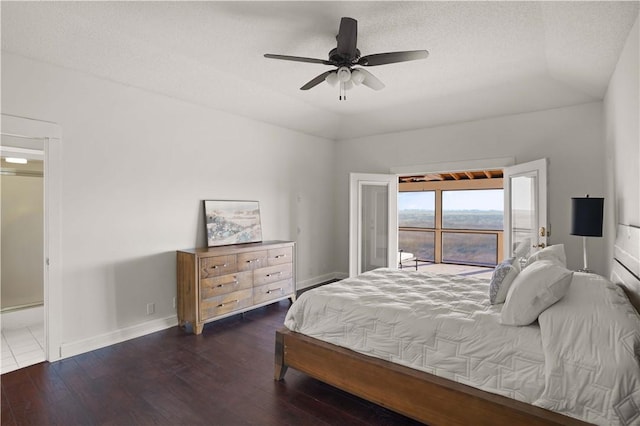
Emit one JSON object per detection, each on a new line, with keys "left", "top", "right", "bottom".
{"left": 579, "top": 236, "right": 591, "bottom": 274}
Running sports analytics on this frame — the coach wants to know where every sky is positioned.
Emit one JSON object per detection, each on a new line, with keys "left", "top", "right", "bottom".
{"left": 399, "top": 190, "right": 504, "bottom": 211}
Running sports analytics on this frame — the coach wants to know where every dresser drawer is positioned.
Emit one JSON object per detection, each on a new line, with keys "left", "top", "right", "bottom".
{"left": 200, "top": 255, "right": 237, "bottom": 278}
{"left": 253, "top": 263, "right": 293, "bottom": 286}
{"left": 268, "top": 246, "right": 293, "bottom": 266}
{"left": 200, "top": 288, "right": 253, "bottom": 320}
{"left": 237, "top": 250, "right": 268, "bottom": 271}
{"left": 253, "top": 279, "right": 294, "bottom": 305}
{"left": 200, "top": 271, "right": 252, "bottom": 300}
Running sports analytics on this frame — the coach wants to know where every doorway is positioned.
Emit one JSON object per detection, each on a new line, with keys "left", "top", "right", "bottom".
{"left": 398, "top": 168, "right": 505, "bottom": 270}
{"left": 1, "top": 135, "right": 45, "bottom": 373}
{"left": 1, "top": 113, "right": 62, "bottom": 368}
{"left": 349, "top": 158, "right": 548, "bottom": 278}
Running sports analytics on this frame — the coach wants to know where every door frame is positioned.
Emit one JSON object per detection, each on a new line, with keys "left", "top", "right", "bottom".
{"left": 1, "top": 113, "right": 62, "bottom": 362}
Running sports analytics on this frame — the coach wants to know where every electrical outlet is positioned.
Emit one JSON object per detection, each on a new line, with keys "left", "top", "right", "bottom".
{"left": 172, "top": 297, "right": 176, "bottom": 309}
{"left": 146, "top": 303, "right": 155, "bottom": 315}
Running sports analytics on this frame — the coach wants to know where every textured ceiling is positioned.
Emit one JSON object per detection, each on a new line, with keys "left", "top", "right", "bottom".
{"left": 2, "top": 1, "right": 638, "bottom": 140}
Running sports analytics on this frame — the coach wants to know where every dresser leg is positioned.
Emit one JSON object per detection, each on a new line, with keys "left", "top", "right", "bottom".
{"left": 289, "top": 294, "right": 297, "bottom": 303}
{"left": 194, "top": 323, "right": 204, "bottom": 335}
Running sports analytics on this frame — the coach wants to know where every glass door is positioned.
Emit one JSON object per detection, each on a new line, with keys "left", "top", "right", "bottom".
{"left": 349, "top": 173, "right": 398, "bottom": 277}
{"left": 503, "top": 159, "right": 548, "bottom": 261}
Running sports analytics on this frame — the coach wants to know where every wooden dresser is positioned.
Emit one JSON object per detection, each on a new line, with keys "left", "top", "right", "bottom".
{"left": 177, "top": 240, "right": 295, "bottom": 334}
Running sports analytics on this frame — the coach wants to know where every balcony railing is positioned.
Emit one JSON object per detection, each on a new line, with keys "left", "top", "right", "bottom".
{"left": 399, "top": 228, "right": 504, "bottom": 267}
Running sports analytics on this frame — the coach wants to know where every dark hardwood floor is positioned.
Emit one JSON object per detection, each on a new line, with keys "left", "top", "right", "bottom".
{"left": 1, "top": 301, "right": 422, "bottom": 425}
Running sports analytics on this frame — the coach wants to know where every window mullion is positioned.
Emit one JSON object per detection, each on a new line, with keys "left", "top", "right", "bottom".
{"left": 435, "top": 189, "right": 442, "bottom": 263}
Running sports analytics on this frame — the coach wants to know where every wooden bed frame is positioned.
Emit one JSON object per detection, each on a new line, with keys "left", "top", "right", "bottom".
{"left": 274, "top": 329, "right": 587, "bottom": 425}
{"left": 275, "top": 224, "right": 640, "bottom": 426}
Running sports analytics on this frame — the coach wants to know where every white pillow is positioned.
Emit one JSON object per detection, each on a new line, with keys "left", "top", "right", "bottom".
{"left": 513, "top": 237, "right": 531, "bottom": 259}
{"left": 525, "top": 244, "right": 567, "bottom": 268}
{"left": 489, "top": 257, "right": 520, "bottom": 305}
{"left": 500, "top": 260, "right": 573, "bottom": 326}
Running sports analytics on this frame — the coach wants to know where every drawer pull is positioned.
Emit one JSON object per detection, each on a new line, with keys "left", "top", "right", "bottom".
{"left": 275, "top": 254, "right": 287, "bottom": 259}
{"left": 217, "top": 300, "right": 239, "bottom": 308}
{"left": 266, "top": 288, "right": 283, "bottom": 294}
{"left": 212, "top": 263, "right": 228, "bottom": 269}
{"left": 266, "top": 272, "right": 283, "bottom": 277}
{"left": 216, "top": 280, "right": 238, "bottom": 288}
{"left": 246, "top": 259, "right": 261, "bottom": 264}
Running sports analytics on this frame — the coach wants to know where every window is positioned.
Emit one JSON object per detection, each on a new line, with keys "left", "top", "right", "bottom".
{"left": 442, "top": 190, "right": 504, "bottom": 230}
{"left": 442, "top": 232, "right": 498, "bottom": 266}
{"left": 398, "top": 191, "right": 435, "bottom": 261}
{"left": 398, "top": 172, "right": 504, "bottom": 267}
{"left": 398, "top": 191, "right": 435, "bottom": 228}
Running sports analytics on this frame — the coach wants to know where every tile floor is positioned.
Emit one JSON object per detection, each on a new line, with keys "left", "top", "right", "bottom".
{"left": 1, "top": 323, "right": 45, "bottom": 374}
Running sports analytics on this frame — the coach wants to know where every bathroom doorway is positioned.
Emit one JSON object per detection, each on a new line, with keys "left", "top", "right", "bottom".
{"left": 1, "top": 134, "right": 45, "bottom": 373}
{"left": 1, "top": 114, "right": 62, "bottom": 371}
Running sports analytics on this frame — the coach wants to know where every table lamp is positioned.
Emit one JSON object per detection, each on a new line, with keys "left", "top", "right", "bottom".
{"left": 570, "top": 195, "right": 604, "bottom": 273}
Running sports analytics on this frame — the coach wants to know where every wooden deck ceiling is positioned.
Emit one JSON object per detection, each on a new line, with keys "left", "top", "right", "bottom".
{"left": 399, "top": 169, "right": 503, "bottom": 183}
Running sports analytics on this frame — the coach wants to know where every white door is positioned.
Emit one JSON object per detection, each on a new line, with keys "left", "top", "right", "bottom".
{"left": 503, "top": 158, "right": 548, "bottom": 260}
{"left": 349, "top": 173, "right": 398, "bottom": 277}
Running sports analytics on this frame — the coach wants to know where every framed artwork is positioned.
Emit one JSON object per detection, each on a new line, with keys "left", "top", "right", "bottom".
{"left": 203, "top": 200, "right": 262, "bottom": 247}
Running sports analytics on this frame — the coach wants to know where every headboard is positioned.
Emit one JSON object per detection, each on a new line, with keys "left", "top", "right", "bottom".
{"left": 611, "top": 224, "right": 640, "bottom": 313}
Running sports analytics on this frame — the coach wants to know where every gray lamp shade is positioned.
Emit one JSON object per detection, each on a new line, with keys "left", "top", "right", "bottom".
{"left": 571, "top": 197, "right": 604, "bottom": 237}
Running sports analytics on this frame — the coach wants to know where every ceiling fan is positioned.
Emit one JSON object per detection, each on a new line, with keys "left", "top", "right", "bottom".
{"left": 264, "top": 17, "right": 429, "bottom": 99}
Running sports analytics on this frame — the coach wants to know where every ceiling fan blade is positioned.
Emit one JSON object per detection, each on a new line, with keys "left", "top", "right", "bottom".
{"left": 264, "top": 54, "right": 332, "bottom": 65}
{"left": 336, "top": 17, "right": 358, "bottom": 58}
{"left": 300, "top": 70, "right": 335, "bottom": 90}
{"left": 358, "top": 50, "right": 429, "bottom": 66}
{"left": 356, "top": 69, "right": 385, "bottom": 91}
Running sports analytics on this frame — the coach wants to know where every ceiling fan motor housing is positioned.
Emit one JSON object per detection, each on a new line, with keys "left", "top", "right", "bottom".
{"left": 328, "top": 48, "right": 361, "bottom": 66}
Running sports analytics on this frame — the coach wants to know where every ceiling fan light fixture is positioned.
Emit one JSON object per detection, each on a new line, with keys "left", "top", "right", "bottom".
{"left": 351, "top": 69, "right": 365, "bottom": 85}
{"left": 337, "top": 66, "right": 351, "bottom": 82}
{"left": 325, "top": 72, "right": 339, "bottom": 87}
{"left": 342, "top": 80, "right": 354, "bottom": 91}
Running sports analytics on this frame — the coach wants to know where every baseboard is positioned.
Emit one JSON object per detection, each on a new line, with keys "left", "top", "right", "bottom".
{"left": 333, "top": 272, "right": 349, "bottom": 280}
{"left": 59, "top": 315, "right": 178, "bottom": 359}
{"left": 297, "top": 272, "right": 347, "bottom": 290}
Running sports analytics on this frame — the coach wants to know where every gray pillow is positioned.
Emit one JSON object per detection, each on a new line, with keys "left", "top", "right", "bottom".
{"left": 489, "top": 257, "right": 520, "bottom": 305}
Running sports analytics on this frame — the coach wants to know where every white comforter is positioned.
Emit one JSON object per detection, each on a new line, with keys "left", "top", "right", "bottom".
{"left": 284, "top": 268, "right": 640, "bottom": 425}
{"left": 536, "top": 273, "right": 640, "bottom": 425}
{"left": 285, "top": 268, "right": 547, "bottom": 403}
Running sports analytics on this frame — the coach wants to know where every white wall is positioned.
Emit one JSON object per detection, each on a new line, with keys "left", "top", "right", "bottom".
{"left": 334, "top": 102, "right": 606, "bottom": 275}
{"left": 604, "top": 15, "right": 640, "bottom": 274}
{"left": 1, "top": 53, "right": 336, "bottom": 350}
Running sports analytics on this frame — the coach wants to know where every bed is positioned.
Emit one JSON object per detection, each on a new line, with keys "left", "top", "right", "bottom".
{"left": 275, "top": 224, "right": 640, "bottom": 425}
